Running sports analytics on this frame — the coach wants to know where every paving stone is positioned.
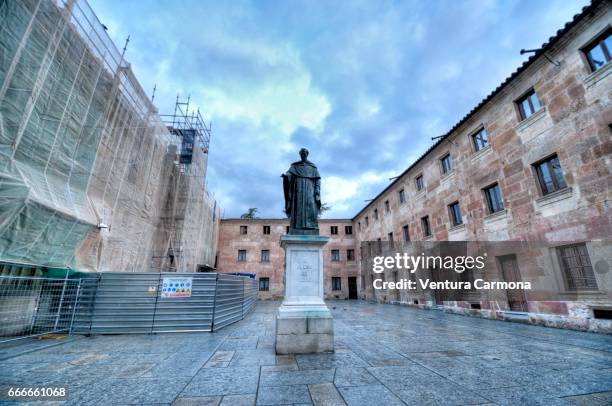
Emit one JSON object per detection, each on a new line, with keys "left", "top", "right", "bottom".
{"left": 337, "top": 384, "right": 404, "bottom": 406}
{"left": 220, "top": 393, "right": 256, "bottom": 405}
{"left": 261, "top": 364, "right": 300, "bottom": 372}
{"left": 229, "top": 349, "right": 277, "bottom": 367}
{"left": 173, "top": 396, "right": 222, "bottom": 406}
{"left": 477, "top": 386, "right": 574, "bottom": 406}
{"left": 561, "top": 391, "right": 612, "bottom": 406}
{"left": 295, "top": 351, "right": 369, "bottom": 370}
{"left": 218, "top": 337, "right": 258, "bottom": 350}
{"left": 308, "top": 383, "right": 346, "bottom": 406}
{"left": 181, "top": 367, "right": 259, "bottom": 396}
{"left": 69, "top": 377, "right": 192, "bottom": 404}
{"left": 256, "top": 384, "right": 311, "bottom": 405}
{"left": 275, "top": 354, "right": 296, "bottom": 365}
{"left": 333, "top": 367, "right": 379, "bottom": 387}
{"left": 260, "top": 369, "right": 335, "bottom": 387}
{"left": 393, "top": 380, "right": 490, "bottom": 405}
{"left": 209, "top": 350, "right": 235, "bottom": 363}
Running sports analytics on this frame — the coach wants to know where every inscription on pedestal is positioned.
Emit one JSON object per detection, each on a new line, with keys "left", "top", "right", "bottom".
{"left": 288, "top": 249, "right": 319, "bottom": 297}
{"left": 298, "top": 259, "right": 313, "bottom": 282}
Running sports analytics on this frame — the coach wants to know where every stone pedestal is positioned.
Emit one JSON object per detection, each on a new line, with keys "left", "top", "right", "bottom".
{"left": 275, "top": 235, "right": 334, "bottom": 354}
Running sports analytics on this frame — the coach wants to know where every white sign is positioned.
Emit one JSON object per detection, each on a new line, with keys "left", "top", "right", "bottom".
{"left": 161, "top": 277, "right": 192, "bottom": 298}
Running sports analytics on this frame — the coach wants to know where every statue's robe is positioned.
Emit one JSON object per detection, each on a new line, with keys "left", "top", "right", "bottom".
{"left": 283, "top": 160, "right": 320, "bottom": 234}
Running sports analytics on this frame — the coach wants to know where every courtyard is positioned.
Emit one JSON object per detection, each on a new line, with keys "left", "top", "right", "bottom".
{"left": 1, "top": 301, "right": 611, "bottom": 405}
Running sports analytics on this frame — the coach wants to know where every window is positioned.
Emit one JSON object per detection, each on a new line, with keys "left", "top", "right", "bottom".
{"left": 377, "top": 238, "right": 382, "bottom": 254}
{"left": 517, "top": 89, "right": 541, "bottom": 120}
{"left": 402, "top": 225, "right": 410, "bottom": 242}
{"left": 440, "top": 154, "right": 452, "bottom": 175}
{"left": 398, "top": 189, "right": 405, "bottom": 204}
{"left": 240, "top": 226, "right": 248, "bottom": 235}
{"left": 332, "top": 277, "right": 341, "bottom": 291}
{"left": 448, "top": 201, "right": 463, "bottom": 226}
{"left": 365, "top": 217, "right": 369, "bottom": 227}
{"left": 388, "top": 232, "right": 393, "bottom": 241}
{"left": 421, "top": 216, "right": 431, "bottom": 237}
{"left": 259, "top": 277, "right": 269, "bottom": 291}
{"left": 237, "top": 250, "right": 246, "bottom": 262}
{"left": 345, "top": 225, "right": 353, "bottom": 235}
{"left": 286, "top": 226, "right": 290, "bottom": 234}
{"left": 534, "top": 155, "right": 567, "bottom": 195}
{"left": 347, "top": 249, "right": 355, "bottom": 261}
{"left": 374, "top": 209, "right": 378, "bottom": 220}
{"left": 330, "top": 225, "right": 338, "bottom": 235}
{"left": 484, "top": 183, "right": 504, "bottom": 214}
{"left": 384, "top": 200, "right": 390, "bottom": 213}
{"left": 388, "top": 232, "right": 394, "bottom": 249}
{"left": 261, "top": 249, "right": 270, "bottom": 263}
{"left": 416, "top": 174, "right": 424, "bottom": 191}
{"left": 358, "top": 222, "right": 361, "bottom": 230}
{"left": 331, "top": 249, "right": 340, "bottom": 261}
{"left": 557, "top": 243, "right": 597, "bottom": 290}
{"left": 584, "top": 29, "right": 612, "bottom": 71}
{"left": 263, "top": 225, "right": 270, "bottom": 235}
{"left": 472, "top": 128, "right": 488, "bottom": 152}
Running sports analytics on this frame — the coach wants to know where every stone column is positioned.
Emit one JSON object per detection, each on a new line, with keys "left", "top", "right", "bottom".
{"left": 275, "top": 235, "right": 334, "bottom": 354}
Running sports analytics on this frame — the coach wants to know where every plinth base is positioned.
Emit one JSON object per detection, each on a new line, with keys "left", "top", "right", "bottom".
{"left": 275, "top": 311, "right": 334, "bottom": 354}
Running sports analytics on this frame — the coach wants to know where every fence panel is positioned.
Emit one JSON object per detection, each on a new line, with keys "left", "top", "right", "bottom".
{"left": 242, "top": 277, "right": 258, "bottom": 317}
{"left": 152, "top": 272, "right": 217, "bottom": 333}
{"left": 212, "top": 273, "right": 245, "bottom": 331}
{"left": 74, "top": 272, "right": 161, "bottom": 334}
{"left": 0, "top": 276, "right": 83, "bottom": 342}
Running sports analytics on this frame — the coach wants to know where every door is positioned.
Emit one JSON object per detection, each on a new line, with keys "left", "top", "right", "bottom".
{"left": 348, "top": 277, "right": 358, "bottom": 299}
{"left": 498, "top": 255, "right": 528, "bottom": 312}
{"left": 393, "top": 271, "right": 400, "bottom": 302}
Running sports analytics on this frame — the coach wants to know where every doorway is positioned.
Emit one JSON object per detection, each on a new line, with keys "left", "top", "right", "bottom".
{"left": 348, "top": 277, "right": 358, "bottom": 299}
{"left": 498, "top": 254, "right": 528, "bottom": 312}
{"left": 393, "top": 271, "right": 400, "bottom": 302}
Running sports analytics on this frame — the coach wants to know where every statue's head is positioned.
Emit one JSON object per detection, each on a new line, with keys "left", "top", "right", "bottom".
{"left": 299, "top": 148, "right": 309, "bottom": 162}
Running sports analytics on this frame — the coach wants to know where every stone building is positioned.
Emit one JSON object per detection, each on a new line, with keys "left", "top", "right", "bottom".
{"left": 216, "top": 0, "right": 612, "bottom": 332}
{"left": 216, "top": 219, "right": 358, "bottom": 300}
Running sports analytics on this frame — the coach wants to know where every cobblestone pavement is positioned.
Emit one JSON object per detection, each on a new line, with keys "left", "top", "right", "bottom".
{"left": 1, "top": 301, "right": 612, "bottom": 405}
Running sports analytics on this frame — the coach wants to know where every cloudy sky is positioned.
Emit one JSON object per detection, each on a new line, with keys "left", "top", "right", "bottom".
{"left": 90, "top": 0, "right": 587, "bottom": 219}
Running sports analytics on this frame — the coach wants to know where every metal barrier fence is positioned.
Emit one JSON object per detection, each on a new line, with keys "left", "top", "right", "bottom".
{"left": 0, "top": 273, "right": 257, "bottom": 343}
{"left": 0, "top": 276, "right": 84, "bottom": 342}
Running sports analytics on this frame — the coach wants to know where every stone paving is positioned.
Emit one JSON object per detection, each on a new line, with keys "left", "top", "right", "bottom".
{"left": 1, "top": 301, "right": 612, "bottom": 405}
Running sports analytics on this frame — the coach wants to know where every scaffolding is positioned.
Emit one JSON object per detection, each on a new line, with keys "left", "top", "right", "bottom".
{"left": 161, "top": 95, "right": 212, "bottom": 160}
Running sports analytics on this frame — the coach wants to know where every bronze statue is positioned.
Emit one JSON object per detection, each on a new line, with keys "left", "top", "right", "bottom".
{"left": 282, "top": 148, "right": 321, "bottom": 235}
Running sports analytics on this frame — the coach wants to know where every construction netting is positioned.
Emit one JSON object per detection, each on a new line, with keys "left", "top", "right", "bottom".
{"left": 0, "top": 0, "right": 219, "bottom": 272}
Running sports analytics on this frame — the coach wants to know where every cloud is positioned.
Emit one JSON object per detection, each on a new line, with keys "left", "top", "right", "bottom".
{"left": 90, "top": 0, "right": 589, "bottom": 219}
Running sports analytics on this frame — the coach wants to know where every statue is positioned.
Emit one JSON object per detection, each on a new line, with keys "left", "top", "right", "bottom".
{"left": 282, "top": 148, "right": 321, "bottom": 235}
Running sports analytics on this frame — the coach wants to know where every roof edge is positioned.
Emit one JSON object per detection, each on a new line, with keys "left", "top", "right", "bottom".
{"left": 351, "top": 0, "right": 602, "bottom": 221}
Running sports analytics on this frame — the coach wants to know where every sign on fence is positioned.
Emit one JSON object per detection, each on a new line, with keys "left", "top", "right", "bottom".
{"left": 161, "top": 277, "right": 193, "bottom": 298}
